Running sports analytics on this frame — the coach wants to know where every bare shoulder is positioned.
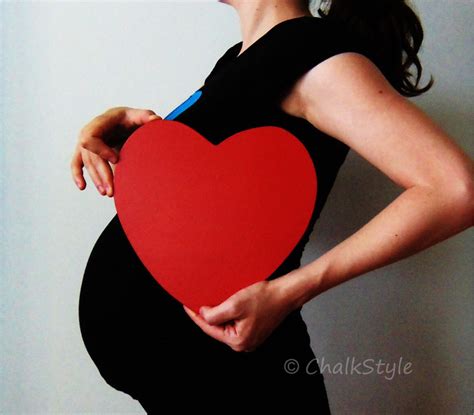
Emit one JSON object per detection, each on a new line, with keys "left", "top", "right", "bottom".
{"left": 280, "top": 51, "right": 395, "bottom": 130}
{"left": 280, "top": 52, "right": 473, "bottom": 193}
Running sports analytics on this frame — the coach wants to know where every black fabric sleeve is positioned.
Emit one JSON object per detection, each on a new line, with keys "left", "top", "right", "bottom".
{"left": 252, "top": 17, "right": 377, "bottom": 106}
{"left": 205, "top": 17, "right": 376, "bottom": 110}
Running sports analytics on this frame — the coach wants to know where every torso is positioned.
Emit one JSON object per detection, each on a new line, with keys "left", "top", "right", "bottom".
{"left": 163, "top": 16, "right": 367, "bottom": 277}
{"left": 78, "top": 14, "right": 373, "bottom": 398}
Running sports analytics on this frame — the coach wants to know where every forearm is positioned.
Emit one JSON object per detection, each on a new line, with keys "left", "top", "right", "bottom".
{"left": 274, "top": 184, "right": 474, "bottom": 310}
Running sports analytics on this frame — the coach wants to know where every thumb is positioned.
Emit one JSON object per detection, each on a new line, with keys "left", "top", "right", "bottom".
{"left": 125, "top": 108, "right": 162, "bottom": 126}
{"left": 147, "top": 113, "right": 162, "bottom": 121}
{"left": 200, "top": 301, "right": 241, "bottom": 326}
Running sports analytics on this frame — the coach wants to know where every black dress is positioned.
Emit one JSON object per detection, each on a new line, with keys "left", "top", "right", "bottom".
{"left": 78, "top": 15, "right": 374, "bottom": 413}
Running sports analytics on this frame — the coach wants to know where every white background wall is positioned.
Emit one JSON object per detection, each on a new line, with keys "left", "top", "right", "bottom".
{"left": 1, "top": 1, "right": 472, "bottom": 413}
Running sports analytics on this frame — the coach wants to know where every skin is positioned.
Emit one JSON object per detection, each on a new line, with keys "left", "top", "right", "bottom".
{"left": 71, "top": 107, "right": 161, "bottom": 196}
{"left": 71, "top": 0, "right": 474, "bottom": 353}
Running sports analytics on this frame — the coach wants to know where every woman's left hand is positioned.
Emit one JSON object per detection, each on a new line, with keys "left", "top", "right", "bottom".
{"left": 183, "top": 276, "right": 296, "bottom": 352}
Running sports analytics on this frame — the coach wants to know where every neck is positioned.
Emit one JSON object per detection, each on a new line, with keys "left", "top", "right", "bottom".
{"left": 222, "top": 0, "right": 312, "bottom": 56}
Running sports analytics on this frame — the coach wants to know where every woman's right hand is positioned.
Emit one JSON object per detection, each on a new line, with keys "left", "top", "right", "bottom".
{"left": 71, "top": 106, "right": 162, "bottom": 197}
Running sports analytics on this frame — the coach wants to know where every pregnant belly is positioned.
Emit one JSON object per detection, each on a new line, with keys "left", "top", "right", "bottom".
{"left": 77, "top": 213, "right": 315, "bottom": 397}
{"left": 79, "top": 213, "right": 181, "bottom": 328}
{"left": 78, "top": 214, "right": 201, "bottom": 394}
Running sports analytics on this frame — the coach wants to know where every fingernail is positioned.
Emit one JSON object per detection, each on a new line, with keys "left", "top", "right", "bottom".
{"left": 97, "top": 185, "right": 104, "bottom": 193}
{"left": 148, "top": 114, "right": 159, "bottom": 120}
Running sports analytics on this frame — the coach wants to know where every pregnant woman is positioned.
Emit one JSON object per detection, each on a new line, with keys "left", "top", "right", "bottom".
{"left": 71, "top": 0, "right": 473, "bottom": 412}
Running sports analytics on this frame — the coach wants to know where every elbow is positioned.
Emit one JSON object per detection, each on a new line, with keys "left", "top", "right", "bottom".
{"left": 449, "top": 177, "right": 474, "bottom": 228}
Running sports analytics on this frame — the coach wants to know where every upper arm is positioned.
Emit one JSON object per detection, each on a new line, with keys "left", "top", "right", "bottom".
{"left": 288, "top": 52, "right": 473, "bottom": 194}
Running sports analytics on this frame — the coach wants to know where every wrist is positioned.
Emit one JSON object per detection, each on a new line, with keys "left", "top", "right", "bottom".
{"left": 269, "top": 266, "right": 322, "bottom": 312}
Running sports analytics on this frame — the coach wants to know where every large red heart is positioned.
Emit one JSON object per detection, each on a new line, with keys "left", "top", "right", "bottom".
{"left": 114, "top": 120, "right": 317, "bottom": 314}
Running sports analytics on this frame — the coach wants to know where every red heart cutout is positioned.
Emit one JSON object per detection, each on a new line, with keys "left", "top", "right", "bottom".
{"left": 114, "top": 120, "right": 317, "bottom": 314}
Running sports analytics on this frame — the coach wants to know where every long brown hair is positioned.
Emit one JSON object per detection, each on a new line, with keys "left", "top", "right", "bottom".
{"left": 310, "top": 0, "right": 434, "bottom": 97}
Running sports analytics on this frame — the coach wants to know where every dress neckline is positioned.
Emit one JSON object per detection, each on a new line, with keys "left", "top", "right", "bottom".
{"left": 202, "top": 15, "right": 321, "bottom": 89}
{"left": 230, "top": 15, "right": 317, "bottom": 62}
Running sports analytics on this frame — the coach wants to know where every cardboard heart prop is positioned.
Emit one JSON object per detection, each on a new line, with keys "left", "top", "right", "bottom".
{"left": 113, "top": 120, "right": 317, "bottom": 314}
